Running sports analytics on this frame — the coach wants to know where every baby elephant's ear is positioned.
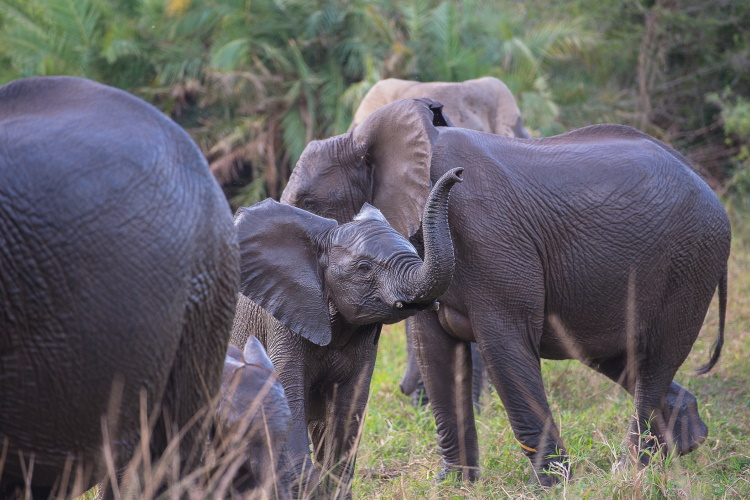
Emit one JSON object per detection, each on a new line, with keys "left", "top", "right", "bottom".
{"left": 234, "top": 199, "right": 337, "bottom": 346}
{"left": 242, "top": 336, "right": 275, "bottom": 373}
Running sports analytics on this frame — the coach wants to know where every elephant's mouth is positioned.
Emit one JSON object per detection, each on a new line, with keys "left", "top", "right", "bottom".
{"left": 394, "top": 300, "right": 440, "bottom": 313}
{"left": 378, "top": 300, "right": 440, "bottom": 325}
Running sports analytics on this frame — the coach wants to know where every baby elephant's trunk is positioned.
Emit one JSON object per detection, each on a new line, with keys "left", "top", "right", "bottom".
{"left": 398, "top": 167, "right": 463, "bottom": 305}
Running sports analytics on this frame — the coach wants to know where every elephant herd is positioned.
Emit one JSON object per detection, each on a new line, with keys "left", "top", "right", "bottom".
{"left": 0, "top": 75, "right": 730, "bottom": 499}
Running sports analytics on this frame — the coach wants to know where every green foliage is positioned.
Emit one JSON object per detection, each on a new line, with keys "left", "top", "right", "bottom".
{"left": 710, "top": 92, "right": 750, "bottom": 207}
{"left": 0, "top": 0, "right": 598, "bottom": 207}
{"left": 0, "top": 0, "right": 747, "bottom": 201}
{"left": 0, "top": 0, "right": 103, "bottom": 81}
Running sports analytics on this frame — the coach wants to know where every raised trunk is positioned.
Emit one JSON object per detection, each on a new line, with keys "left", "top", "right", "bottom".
{"left": 398, "top": 168, "right": 463, "bottom": 304}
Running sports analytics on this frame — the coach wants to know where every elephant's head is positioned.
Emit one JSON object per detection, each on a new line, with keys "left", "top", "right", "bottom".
{"left": 280, "top": 98, "right": 451, "bottom": 237}
{"left": 236, "top": 168, "right": 463, "bottom": 346}
{"left": 216, "top": 338, "right": 291, "bottom": 496}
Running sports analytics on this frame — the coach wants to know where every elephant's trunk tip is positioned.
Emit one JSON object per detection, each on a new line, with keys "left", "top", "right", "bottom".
{"left": 447, "top": 167, "right": 464, "bottom": 184}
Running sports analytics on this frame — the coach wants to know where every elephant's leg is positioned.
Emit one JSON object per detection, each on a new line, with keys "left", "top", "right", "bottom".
{"left": 632, "top": 276, "right": 719, "bottom": 461}
{"left": 412, "top": 311, "right": 479, "bottom": 481}
{"left": 286, "top": 414, "right": 317, "bottom": 497}
{"left": 475, "top": 316, "right": 569, "bottom": 486}
{"left": 624, "top": 360, "right": 676, "bottom": 467}
{"left": 309, "top": 378, "right": 372, "bottom": 499}
{"left": 400, "top": 316, "right": 429, "bottom": 407}
{"left": 270, "top": 355, "right": 316, "bottom": 496}
{"left": 470, "top": 342, "right": 488, "bottom": 413}
{"left": 626, "top": 330, "right": 708, "bottom": 465}
{"left": 587, "top": 356, "right": 707, "bottom": 457}
{"left": 309, "top": 415, "right": 357, "bottom": 500}
{"left": 403, "top": 320, "right": 486, "bottom": 411}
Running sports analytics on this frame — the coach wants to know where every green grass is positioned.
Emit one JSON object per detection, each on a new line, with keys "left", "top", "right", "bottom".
{"left": 352, "top": 224, "right": 750, "bottom": 499}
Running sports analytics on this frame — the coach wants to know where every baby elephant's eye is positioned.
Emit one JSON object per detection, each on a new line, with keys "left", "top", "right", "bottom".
{"left": 357, "top": 261, "right": 373, "bottom": 272}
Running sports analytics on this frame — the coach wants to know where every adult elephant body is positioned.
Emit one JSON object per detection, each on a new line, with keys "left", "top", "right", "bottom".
{"left": 282, "top": 99, "right": 731, "bottom": 485}
{"left": 0, "top": 77, "right": 238, "bottom": 496}
{"left": 350, "top": 77, "right": 529, "bottom": 138}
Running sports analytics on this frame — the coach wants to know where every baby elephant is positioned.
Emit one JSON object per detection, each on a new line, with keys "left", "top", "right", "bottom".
{"left": 232, "top": 168, "right": 463, "bottom": 499}
{"left": 213, "top": 337, "right": 292, "bottom": 500}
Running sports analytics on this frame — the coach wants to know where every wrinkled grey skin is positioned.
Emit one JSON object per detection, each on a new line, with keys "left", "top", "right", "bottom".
{"left": 231, "top": 169, "right": 462, "bottom": 499}
{"left": 0, "top": 77, "right": 238, "bottom": 498}
{"left": 349, "top": 78, "right": 529, "bottom": 409}
{"left": 281, "top": 98, "right": 731, "bottom": 486}
{"left": 214, "top": 338, "right": 292, "bottom": 500}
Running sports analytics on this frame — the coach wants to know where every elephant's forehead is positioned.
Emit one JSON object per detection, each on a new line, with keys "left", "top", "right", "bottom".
{"left": 295, "top": 138, "right": 343, "bottom": 176}
{"left": 331, "top": 224, "right": 417, "bottom": 261}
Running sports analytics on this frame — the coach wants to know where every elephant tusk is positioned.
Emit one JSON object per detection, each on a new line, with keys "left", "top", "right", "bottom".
{"left": 431, "top": 301, "right": 440, "bottom": 311}
{"left": 395, "top": 301, "right": 404, "bottom": 309}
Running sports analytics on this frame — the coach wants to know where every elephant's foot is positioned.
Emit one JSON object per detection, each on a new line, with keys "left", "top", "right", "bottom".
{"left": 527, "top": 469, "right": 568, "bottom": 488}
{"left": 615, "top": 432, "right": 664, "bottom": 471}
{"left": 615, "top": 383, "right": 708, "bottom": 471}
{"left": 661, "top": 382, "right": 708, "bottom": 456}
{"left": 526, "top": 453, "right": 571, "bottom": 487}
{"left": 435, "top": 461, "right": 480, "bottom": 482}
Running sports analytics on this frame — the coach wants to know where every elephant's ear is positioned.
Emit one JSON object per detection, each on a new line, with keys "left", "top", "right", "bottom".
{"left": 242, "top": 336, "right": 275, "bottom": 372}
{"left": 352, "top": 98, "right": 448, "bottom": 237}
{"left": 234, "top": 199, "right": 337, "bottom": 346}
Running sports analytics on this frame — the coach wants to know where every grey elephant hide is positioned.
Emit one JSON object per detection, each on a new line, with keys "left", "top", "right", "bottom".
{"left": 0, "top": 76, "right": 238, "bottom": 498}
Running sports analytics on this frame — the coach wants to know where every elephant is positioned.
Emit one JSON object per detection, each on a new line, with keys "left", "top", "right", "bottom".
{"left": 280, "top": 98, "right": 731, "bottom": 486}
{"left": 349, "top": 77, "right": 530, "bottom": 138}
{"left": 0, "top": 76, "right": 238, "bottom": 498}
{"left": 231, "top": 168, "right": 462, "bottom": 498}
{"left": 213, "top": 337, "right": 292, "bottom": 500}
{"left": 349, "top": 77, "right": 529, "bottom": 408}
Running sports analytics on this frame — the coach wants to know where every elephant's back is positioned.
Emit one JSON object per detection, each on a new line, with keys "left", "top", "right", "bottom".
{"left": 434, "top": 125, "right": 718, "bottom": 209}
{"left": 0, "top": 77, "right": 236, "bottom": 485}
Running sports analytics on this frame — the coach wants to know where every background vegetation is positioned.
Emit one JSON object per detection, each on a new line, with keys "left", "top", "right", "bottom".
{"left": 1, "top": 0, "right": 748, "bottom": 498}
{"left": 1, "top": 0, "right": 748, "bottom": 206}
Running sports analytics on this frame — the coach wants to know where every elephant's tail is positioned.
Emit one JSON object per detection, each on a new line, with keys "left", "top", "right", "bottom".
{"left": 696, "top": 267, "right": 728, "bottom": 375}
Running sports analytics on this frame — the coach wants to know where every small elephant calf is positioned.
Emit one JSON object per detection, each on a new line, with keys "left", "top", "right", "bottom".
{"left": 213, "top": 337, "right": 292, "bottom": 500}
{"left": 231, "top": 169, "right": 463, "bottom": 498}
